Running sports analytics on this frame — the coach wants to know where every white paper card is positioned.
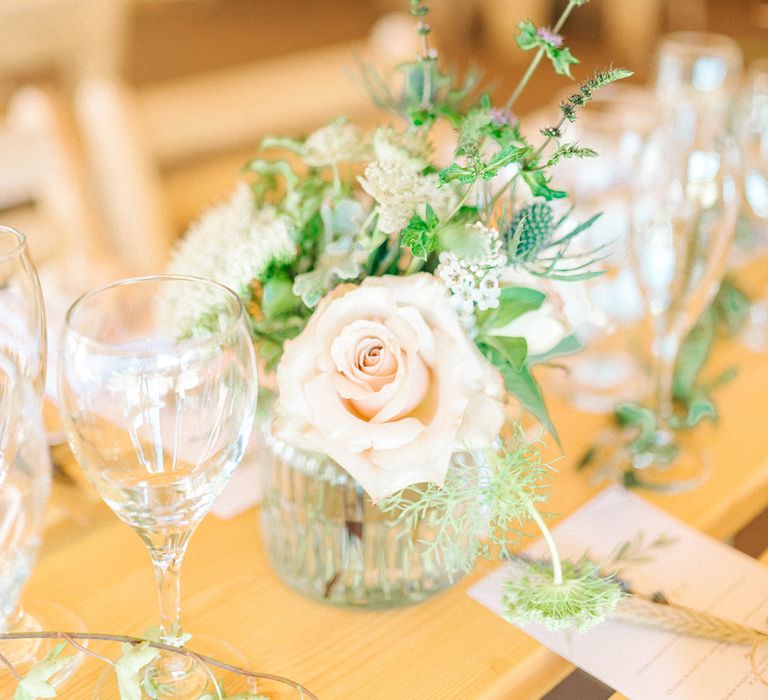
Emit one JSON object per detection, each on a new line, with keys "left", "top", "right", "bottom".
{"left": 469, "top": 486, "right": 768, "bottom": 700}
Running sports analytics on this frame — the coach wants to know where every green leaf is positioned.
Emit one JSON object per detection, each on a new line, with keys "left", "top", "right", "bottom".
{"left": 401, "top": 209, "right": 439, "bottom": 260}
{"left": 482, "top": 287, "right": 546, "bottom": 329}
{"left": 521, "top": 169, "right": 567, "bottom": 200}
{"left": 528, "top": 333, "right": 583, "bottom": 365}
{"left": 115, "top": 642, "right": 160, "bottom": 700}
{"left": 515, "top": 20, "right": 539, "bottom": 51}
{"left": 481, "top": 145, "right": 532, "bottom": 180}
{"left": 546, "top": 45, "right": 579, "bottom": 78}
{"left": 483, "top": 336, "right": 528, "bottom": 371}
{"left": 437, "top": 222, "right": 489, "bottom": 261}
{"left": 261, "top": 275, "right": 299, "bottom": 319}
{"left": 500, "top": 363, "right": 559, "bottom": 443}
{"left": 481, "top": 338, "right": 559, "bottom": 441}
{"left": 547, "top": 213, "right": 603, "bottom": 248}
{"left": 438, "top": 163, "right": 476, "bottom": 184}
{"left": 14, "top": 643, "right": 69, "bottom": 700}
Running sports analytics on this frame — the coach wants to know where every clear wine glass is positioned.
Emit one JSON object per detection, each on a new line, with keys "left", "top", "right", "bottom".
{"left": 0, "top": 351, "right": 83, "bottom": 688}
{"left": 609, "top": 120, "right": 740, "bottom": 492}
{"left": 735, "top": 57, "right": 768, "bottom": 350}
{"left": 0, "top": 225, "right": 46, "bottom": 400}
{"left": 655, "top": 31, "right": 743, "bottom": 132}
{"left": 58, "top": 275, "right": 258, "bottom": 699}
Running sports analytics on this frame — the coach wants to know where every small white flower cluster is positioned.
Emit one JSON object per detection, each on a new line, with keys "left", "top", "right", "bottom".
{"left": 163, "top": 182, "right": 296, "bottom": 332}
{"left": 438, "top": 223, "right": 507, "bottom": 326}
{"left": 358, "top": 130, "right": 457, "bottom": 235}
{"left": 302, "top": 120, "right": 370, "bottom": 167}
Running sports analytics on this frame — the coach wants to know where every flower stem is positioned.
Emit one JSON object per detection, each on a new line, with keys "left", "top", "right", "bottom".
{"left": 504, "top": 0, "right": 580, "bottom": 110}
{"left": 526, "top": 501, "right": 563, "bottom": 585}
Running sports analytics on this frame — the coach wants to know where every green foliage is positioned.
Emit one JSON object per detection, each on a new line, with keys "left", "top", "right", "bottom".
{"left": 401, "top": 204, "right": 440, "bottom": 259}
{"left": 503, "top": 558, "right": 624, "bottom": 631}
{"left": 14, "top": 643, "right": 70, "bottom": 700}
{"left": 115, "top": 642, "right": 160, "bottom": 700}
{"left": 515, "top": 21, "right": 579, "bottom": 78}
{"left": 378, "top": 428, "right": 554, "bottom": 571}
{"left": 200, "top": 684, "right": 268, "bottom": 700}
{"left": 547, "top": 142, "right": 598, "bottom": 166}
{"left": 521, "top": 169, "right": 568, "bottom": 201}
{"left": 480, "top": 286, "right": 546, "bottom": 329}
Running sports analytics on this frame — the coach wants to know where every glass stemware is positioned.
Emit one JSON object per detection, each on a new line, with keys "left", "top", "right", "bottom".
{"left": 735, "top": 58, "right": 768, "bottom": 350}
{"left": 618, "top": 121, "right": 740, "bottom": 491}
{"left": 0, "top": 351, "right": 82, "bottom": 687}
{"left": 0, "top": 226, "right": 46, "bottom": 399}
{"left": 59, "top": 275, "right": 258, "bottom": 698}
{"left": 655, "top": 31, "right": 743, "bottom": 132}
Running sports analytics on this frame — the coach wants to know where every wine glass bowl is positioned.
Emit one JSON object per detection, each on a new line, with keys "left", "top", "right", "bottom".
{"left": 59, "top": 275, "right": 258, "bottom": 698}
{"left": 0, "top": 226, "right": 46, "bottom": 398}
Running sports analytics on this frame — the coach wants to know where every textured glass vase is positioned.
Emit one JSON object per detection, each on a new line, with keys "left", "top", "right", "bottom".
{"left": 259, "top": 427, "right": 471, "bottom": 609}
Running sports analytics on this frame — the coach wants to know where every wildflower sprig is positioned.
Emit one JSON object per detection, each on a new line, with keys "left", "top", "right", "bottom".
{"left": 378, "top": 427, "right": 554, "bottom": 572}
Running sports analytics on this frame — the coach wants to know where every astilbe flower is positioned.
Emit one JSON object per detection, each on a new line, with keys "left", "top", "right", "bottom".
{"left": 163, "top": 182, "right": 296, "bottom": 333}
{"left": 437, "top": 223, "right": 507, "bottom": 326}
{"left": 302, "top": 120, "right": 370, "bottom": 166}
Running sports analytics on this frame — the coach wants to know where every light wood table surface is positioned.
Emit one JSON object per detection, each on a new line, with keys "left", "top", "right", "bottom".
{"left": 4, "top": 263, "right": 768, "bottom": 699}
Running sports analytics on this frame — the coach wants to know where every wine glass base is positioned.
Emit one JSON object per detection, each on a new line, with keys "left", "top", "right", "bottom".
{"left": 92, "top": 634, "right": 256, "bottom": 699}
{"left": 586, "top": 427, "right": 714, "bottom": 494}
{"left": 0, "top": 601, "right": 87, "bottom": 688}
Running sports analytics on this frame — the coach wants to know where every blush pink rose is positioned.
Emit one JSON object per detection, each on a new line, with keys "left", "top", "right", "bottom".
{"left": 276, "top": 274, "right": 506, "bottom": 500}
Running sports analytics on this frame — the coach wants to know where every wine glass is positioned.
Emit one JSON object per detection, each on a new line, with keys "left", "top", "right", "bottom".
{"left": 59, "top": 275, "right": 258, "bottom": 698}
{"left": 614, "top": 120, "right": 740, "bottom": 491}
{"left": 735, "top": 57, "right": 768, "bottom": 350}
{"left": 655, "top": 31, "right": 743, "bottom": 132}
{"left": 0, "top": 225, "right": 46, "bottom": 399}
{"left": 0, "top": 351, "right": 82, "bottom": 688}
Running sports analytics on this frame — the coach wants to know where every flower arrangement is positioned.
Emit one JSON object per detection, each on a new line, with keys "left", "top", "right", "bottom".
{"left": 168, "top": 0, "right": 629, "bottom": 629}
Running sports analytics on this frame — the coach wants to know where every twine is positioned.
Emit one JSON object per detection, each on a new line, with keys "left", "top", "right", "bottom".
{"left": 613, "top": 595, "right": 768, "bottom": 686}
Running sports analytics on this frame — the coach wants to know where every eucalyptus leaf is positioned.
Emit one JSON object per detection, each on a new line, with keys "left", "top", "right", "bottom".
{"left": 482, "top": 287, "right": 546, "bottom": 330}
{"left": 483, "top": 336, "right": 528, "bottom": 370}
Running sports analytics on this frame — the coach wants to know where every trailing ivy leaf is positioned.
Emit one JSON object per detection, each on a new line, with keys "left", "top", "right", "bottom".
{"left": 481, "top": 287, "right": 546, "bottom": 330}
{"left": 115, "top": 642, "right": 160, "bottom": 700}
{"left": 14, "top": 643, "right": 69, "bottom": 700}
{"left": 547, "top": 142, "right": 598, "bottom": 167}
{"left": 674, "top": 308, "right": 715, "bottom": 403}
{"left": 521, "top": 169, "right": 567, "bottom": 200}
{"left": 401, "top": 205, "right": 440, "bottom": 260}
{"left": 615, "top": 402, "right": 658, "bottom": 454}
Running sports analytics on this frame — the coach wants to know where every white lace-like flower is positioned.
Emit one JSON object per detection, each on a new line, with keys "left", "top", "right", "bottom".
{"left": 302, "top": 121, "right": 370, "bottom": 167}
{"left": 437, "top": 224, "right": 507, "bottom": 319}
{"left": 163, "top": 182, "right": 296, "bottom": 332}
{"left": 359, "top": 160, "right": 458, "bottom": 235}
{"left": 372, "top": 127, "right": 430, "bottom": 170}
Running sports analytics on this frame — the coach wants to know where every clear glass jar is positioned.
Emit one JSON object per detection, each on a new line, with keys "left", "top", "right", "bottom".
{"left": 259, "top": 426, "right": 471, "bottom": 609}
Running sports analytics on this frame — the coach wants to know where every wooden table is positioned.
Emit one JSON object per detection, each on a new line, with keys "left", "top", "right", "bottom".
{"left": 4, "top": 264, "right": 768, "bottom": 699}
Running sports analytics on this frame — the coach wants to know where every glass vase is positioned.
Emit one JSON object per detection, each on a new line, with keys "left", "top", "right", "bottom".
{"left": 259, "top": 426, "right": 471, "bottom": 609}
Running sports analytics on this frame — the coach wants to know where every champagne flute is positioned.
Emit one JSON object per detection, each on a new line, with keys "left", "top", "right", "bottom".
{"left": 620, "top": 120, "right": 740, "bottom": 491}
{"left": 0, "top": 225, "right": 46, "bottom": 401}
{"left": 59, "top": 275, "right": 258, "bottom": 699}
{"left": 0, "top": 351, "right": 82, "bottom": 688}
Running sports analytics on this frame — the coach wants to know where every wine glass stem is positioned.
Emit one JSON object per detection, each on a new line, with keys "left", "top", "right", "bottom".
{"left": 652, "top": 332, "right": 678, "bottom": 426}
{"left": 148, "top": 532, "right": 192, "bottom": 644}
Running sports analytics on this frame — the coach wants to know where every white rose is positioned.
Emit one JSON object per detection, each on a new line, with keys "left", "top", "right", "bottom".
{"left": 491, "top": 268, "right": 601, "bottom": 356}
{"left": 276, "top": 274, "right": 506, "bottom": 500}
